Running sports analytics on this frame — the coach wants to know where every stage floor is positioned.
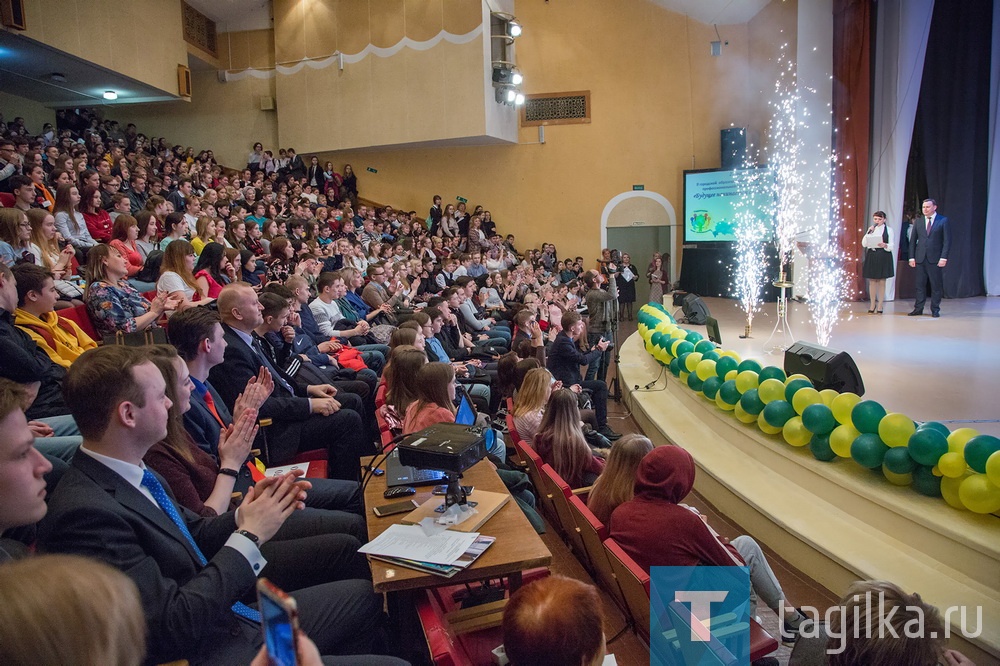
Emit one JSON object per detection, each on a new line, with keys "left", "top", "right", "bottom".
{"left": 666, "top": 296, "right": 1000, "bottom": 438}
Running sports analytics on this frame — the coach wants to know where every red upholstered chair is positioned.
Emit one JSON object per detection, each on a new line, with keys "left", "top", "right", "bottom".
{"left": 59, "top": 304, "right": 99, "bottom": 343}
{"left": 539, "top": 464, "right": 591, "bottom": 567}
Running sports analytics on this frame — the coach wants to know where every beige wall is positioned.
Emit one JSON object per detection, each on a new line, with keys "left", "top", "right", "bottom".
{"left": 310, "top": 0, "right": 793, "bottom": 263}
{"left": 113, "top": 30, "right": 279, "bottom": 169}
{"left": 271, "top": 0, "right": 499, "bottom": 151}
{"left": 18, "top": 0, "right": 188, "bottom": 96}
{"left": 0, "top": 92, "right": 57, "bottom": 134}
{"left": 749, "top": 0, "right": 799, "bottom": 149}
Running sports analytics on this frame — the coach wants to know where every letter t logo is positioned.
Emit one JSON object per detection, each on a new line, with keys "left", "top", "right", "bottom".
{"left": 675, "top": 590, "right": 729, "bottom": 641}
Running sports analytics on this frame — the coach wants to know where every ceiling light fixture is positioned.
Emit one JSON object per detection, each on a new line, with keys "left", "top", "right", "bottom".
{"left": 103, "top": 90, "right": 118, "bottom": 100}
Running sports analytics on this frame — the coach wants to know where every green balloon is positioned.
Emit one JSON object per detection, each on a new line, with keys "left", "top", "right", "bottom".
{"left": 719, "top": 380, "right": 741, "bottom": 405}
{"left": 851, "top": 433, "right": 889, "bottom": 469}
{"left": 852, "top": 400, "right": 887, "bottom": 434}
{"left": 686, "top": 372, "right": 705, "bottom": 392}
{"left": 762, "top": 400, "right": 795, "bottom": 428}
{"left": 758, "top": 366, "right": 787, "bottom": 383}
{"left": 694, "top": 340, "right": 715, "bottom": 354}
{"left": 701, "top": 376, "right": 723, "bottom": 400}
{"left": 740, "top": 389, "right": 765, "bottom": 415}
{"left": 802, "top": 403, "right": 837, "bottom": 435}
{"left": 677, "top": 352, "right": 692, "bottom": 371}
{"left": 715, "top": 356, "right": 738, "bottom": 379}
{"left": 685, "top": 330, "right": 703, "bottom": 344}
{"left": 965, "top": 435, "right": 1000, "bottom": 473}
{"left": 912, "top": 465, "right": 942, "bottom": 497}
{"left": 651, "top": 331, "right": 665, "bottom": 349}
{"left": 809, "top": 434, "right": 837, "bottom": 462}
{"left": 674, "top": 341, "right": 695, "bottom": 357}
{"left": 738, "top": 359, "right": 763, "bottom": 374}
{"left": 883, "top": 447, "right": 917, "bottom": 474}
{"left": 669, "top": 357, "right": 681, "bottom": 377}
{"left": 701, "top": 350, "right": 721, "bottom": 362}
{"left": 917, "top": 421, "right": 951, "bottom": 438}
{"left": 784, "top": 378, "right": 814, "bottom": 404}
{"left": 908, "top": 428, "right": 948, "bottom": 467}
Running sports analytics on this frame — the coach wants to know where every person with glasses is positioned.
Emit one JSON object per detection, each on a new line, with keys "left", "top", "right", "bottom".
{"left": 0, "top": 139, "right": 20, "bottom": 193}
{"left": 0, "top": 209, "right": 35, "bottom": 268}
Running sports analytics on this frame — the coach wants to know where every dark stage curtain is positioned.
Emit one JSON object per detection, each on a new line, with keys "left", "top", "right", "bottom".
{"left": 832, "top": 0, "right": 872, "bottom": 299}
{"left": 911, "top": 0, "right": 993, "bottom": 298}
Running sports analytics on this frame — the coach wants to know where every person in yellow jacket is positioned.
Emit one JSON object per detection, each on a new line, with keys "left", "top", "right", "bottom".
{"left": 12, "top": 264, "right": 96, "bottom": 368}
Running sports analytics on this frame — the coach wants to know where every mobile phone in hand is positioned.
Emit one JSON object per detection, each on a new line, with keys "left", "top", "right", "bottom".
{"left": 257, "top": 578, "right": 299, "bottom": 666}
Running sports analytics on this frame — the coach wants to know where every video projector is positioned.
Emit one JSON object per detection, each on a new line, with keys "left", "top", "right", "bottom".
{"left": 397, "top": 423, "right": 488, "bottom": 474}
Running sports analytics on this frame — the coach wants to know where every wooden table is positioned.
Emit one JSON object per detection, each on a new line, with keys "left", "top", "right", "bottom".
{"left": 363, "top": 457, "right": 552, "bottom": 595}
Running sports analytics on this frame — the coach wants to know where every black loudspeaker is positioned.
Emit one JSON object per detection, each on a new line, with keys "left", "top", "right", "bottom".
{"left": 681, "top": 293, "right": 710, "bottom": 325}
{"left": 784, "top": 342, "right": 865, "bottom": 396}
{"left": 721, "top": 127, "right": 747, "bottom": 170}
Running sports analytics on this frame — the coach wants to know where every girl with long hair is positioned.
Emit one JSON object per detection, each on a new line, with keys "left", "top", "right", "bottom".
{"left": 0, "top": 208, "right": 34, "bottom": 267}
{"left": 403, "top": 363, "right": 457, "bottom": 434}
{"left": 511, "top": 367, "right": 555, "bottom": 443}
{"left": 533, "top": 389, "right": 605, "bottom": 489}
{"left": 109, "top": 214, "right": 157, "bottom": 292}
{"left": 587, "top": 434, "right": 653, "bottom": 525}
{"left": 26, "top": 208, "right": 74, "bottom": 276}
{"left": 193, "top": 242, "right": 231, "bottom": 299}
{"left": 383, "top": 345, "right": 427, "bottom": 415}
{"left": 158, "top": 239, "right": 209, "bottom": 308}
{"left": 266, "top": 236, "right": 295, "bottom": 283}
{"left": 53, "top": 183, "right": 97, "bottom": 253}
{"left": 134, "top": 210, "right": 160, "bottom": 261}
{"left": 190, "top": 216, "right": 217, "bottom": 256}
{"left": 80, "top": 184, "right": 113, "bottom": 242}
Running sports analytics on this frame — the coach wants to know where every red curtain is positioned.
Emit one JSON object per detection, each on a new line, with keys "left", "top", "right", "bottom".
{"left": 832, "top": 0, "right": 872, "bottom": 298}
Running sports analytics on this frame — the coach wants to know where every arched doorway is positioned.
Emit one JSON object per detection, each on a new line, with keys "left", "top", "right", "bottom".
{"left": 600, "top": 191, "right": 677, "bottom": 306}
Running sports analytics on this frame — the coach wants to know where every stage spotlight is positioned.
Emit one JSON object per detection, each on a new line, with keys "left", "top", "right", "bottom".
{"left": 506, "top": 88, "right": 517, "bottom": 104}
{"left": 511, "top": 69, "right": 523, "bottom": 85}
{"left": 514, "top": 92, "right": 525, "bottom": 106}
{"left": 508, "top": 21, "right": 522, "bottom": 38}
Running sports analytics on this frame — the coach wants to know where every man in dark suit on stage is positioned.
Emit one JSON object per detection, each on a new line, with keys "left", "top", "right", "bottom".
{"left": 908, "top": 198, "right": 951, "bottom": 318}
{"left": 208, "top": 282, "right": 372, "bottom": 480}
{"left": 37, "top": 345, "right": 404, "bottom": 665}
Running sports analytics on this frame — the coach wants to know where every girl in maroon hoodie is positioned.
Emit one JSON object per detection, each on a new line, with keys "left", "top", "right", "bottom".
{"left": 610, "top": 445, "right": 806, "bottom": 644}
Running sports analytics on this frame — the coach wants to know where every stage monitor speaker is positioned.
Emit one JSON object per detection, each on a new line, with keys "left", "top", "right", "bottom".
{"left": 784, "top": 341, "right": 865, "bottom": 396}
{"left": 1, "top": 0, "right": 26, "bottom": 29}
{"left": 682, "top": 293, "right": 710, "bottom": 325}
{"left": 721, "top": 127, "right": 747, "bottom": 170}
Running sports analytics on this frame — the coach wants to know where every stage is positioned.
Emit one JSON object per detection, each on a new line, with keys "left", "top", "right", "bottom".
{"left": 616, "top": 296, "right": 1000, "bottom": 663}
{"left": 657, "top": 295, "right": 1000, "bottom": 438}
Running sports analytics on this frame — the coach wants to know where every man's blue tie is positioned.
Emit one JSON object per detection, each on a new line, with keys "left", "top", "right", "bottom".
{"left": 140, "top": 469, "right": 261, "bottom": 623}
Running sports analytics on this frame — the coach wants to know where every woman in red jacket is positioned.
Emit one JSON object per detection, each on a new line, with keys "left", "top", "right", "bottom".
{"left": 80, "top": 184, "right": 113, "bottom": 243}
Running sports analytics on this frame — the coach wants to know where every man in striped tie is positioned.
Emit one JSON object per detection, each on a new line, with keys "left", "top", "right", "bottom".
{"left": 38, "top": 345, "right": 406, "bottom": 666}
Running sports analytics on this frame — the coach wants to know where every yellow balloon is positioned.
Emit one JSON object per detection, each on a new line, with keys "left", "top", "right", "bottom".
{"left": 830, "top": 424, "right": 860, "bottom": 458}
{"left": 882, "top": 465, "right": 913, "bottom": 486}
{"left": 940, "top": 474, "right": 970, "bottom": 510}
{"left": 735, "top": 371, "right": 760, "bottom": 394}
{"left": 715, "top": 392, "right": 736, "bottom": 411}
{"left": 782, "top": 416, "right": 812, "bottom": 447}
{"left": 932, "top": 466, "right": 943, "bottom": 477}
{"left": 986, "top": 451, "right": 1000, "bottom": 487}
{"left": 670, "top": 339, "right": 685, "bottom": 356}
{"left": 696, "top": 359, "right": 717, "bottom": 381}
{"left": 719, "top": 350, "right": 742, "bottom": 362}
{"left": 757, "top": 410, "right": 782, "bottom": 434}
{"left": 792, "top": 387, "right": 822, "bottom": 415}
{"left": 758, "top": 378, "right": 786, "bottom": 404}
{"left": 831, "top": 392, "right": 862, "bottom": 425}
{"left": 819, "top": 389, "right": 839, "bottom": 406}
{"left": 684, "top": 352, "right": 704, "bottom": 373}
{"left": 784, "top": 373, "right": 810, "bottom": 386}
{"left": 734, "top": 402, "right": 757, "bottom": 423}
{"left": 679, "top": 371, "right": 689, "bottom": 384}
{"left": 878, "top": 413, "right": 916, "bottom": 448}
{"left": 725, "top": 370, "right": 739, "bottom": 381}
{"left": 947, "top": 428, "right": 980, "bottom": 454}
{"left": 938, "top": 452, "right": 967, "bottom": 479}
{"left": 958, "top": 475, "right": 1000, "bottom": 514}
{"left": 654, "top": 321, "right": 672, "bottom": 333}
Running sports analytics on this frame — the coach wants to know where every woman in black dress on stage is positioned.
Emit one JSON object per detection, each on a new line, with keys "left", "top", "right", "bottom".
{"left": 617, "top": 252, "right": 638, "bottom": 321}
{"left": 862, "top": 210, "right": 894, "bottom": 314}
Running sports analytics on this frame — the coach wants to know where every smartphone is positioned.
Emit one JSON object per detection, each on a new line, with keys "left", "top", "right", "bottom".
{"left": 432, "top": 485, "right": 474, "bottom": 496}
{"left": 257, "top": 578, "right": 299, "bottom": 666}
{"left": 372, "top": 499, "right": 419, "bottom": 517}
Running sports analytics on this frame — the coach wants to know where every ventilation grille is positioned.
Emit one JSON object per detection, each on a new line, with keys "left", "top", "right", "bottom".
{"left": 182, "top": 1, "right": 217, "bottom": 57}
{"left": 520, "top": 91, "right": 591, "bottom": 127}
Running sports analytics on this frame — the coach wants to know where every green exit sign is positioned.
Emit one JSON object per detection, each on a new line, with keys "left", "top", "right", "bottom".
{"left": 632, "top": 184, "right": 644, "bottom": 191}
{"left": 366, "top": 167, "right": 378, "bottom": 173}
{"left": 456, "top": 196, "right": 468, "bottom": 203}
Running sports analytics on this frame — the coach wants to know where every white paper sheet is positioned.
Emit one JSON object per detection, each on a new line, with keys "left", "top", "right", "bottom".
{"left": 359, "top": 524, "right": 479, "bottom": 565}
